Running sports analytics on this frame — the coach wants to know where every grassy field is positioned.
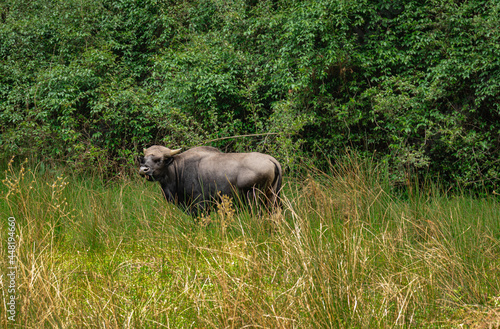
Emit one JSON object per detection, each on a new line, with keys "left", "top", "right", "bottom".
{"left": 1, "top": 157, "right": 500, "bottom": 328}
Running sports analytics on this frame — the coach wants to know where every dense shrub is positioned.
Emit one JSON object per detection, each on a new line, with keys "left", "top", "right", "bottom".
{"left": 1, "top": 0, "right": 499, "bottom": 188}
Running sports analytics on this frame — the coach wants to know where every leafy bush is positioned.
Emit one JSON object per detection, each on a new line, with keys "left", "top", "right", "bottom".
{"left": 1, "top": 0, "right": 499, "bottom": 188}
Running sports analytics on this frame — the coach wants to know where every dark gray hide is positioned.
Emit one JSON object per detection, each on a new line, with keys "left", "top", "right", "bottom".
{"left": 139, "top": 146, "right": 282, "bottom": 212}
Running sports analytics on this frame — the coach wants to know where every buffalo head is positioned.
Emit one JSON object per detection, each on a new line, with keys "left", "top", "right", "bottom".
{"left": 138, "top": 146, "right": 182, "bottom": 181}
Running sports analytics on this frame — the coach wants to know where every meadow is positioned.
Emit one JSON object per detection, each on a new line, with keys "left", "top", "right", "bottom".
{"left": 1, "top": 157, "right": 500, "bottom": 328}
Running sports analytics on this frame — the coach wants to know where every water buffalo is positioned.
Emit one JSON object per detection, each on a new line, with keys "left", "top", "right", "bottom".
{"left": 138, "top": 145, "right": 282, "bottom": 213}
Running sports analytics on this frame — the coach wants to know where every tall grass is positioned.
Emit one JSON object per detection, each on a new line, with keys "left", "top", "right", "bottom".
{"left": 1, "top": 156, "right": 500, "bottom": 328}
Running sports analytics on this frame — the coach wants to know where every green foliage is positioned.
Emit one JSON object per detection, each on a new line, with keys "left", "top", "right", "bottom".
{"left": 1, "top": 0, "right": 499, "bottom": 188}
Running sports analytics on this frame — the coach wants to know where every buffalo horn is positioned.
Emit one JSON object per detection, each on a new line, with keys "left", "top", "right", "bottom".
{"left": 169, "top": 148, "right": 182, "bottom": 156}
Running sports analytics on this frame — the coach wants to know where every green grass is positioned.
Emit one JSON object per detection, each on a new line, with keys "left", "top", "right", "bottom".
{"left": 1, "top": 157, "right": 500, "bottom": 328}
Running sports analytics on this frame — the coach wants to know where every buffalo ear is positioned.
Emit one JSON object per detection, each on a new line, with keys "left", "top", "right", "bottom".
{"left": 163, "top": 157, "right": 174, "bottom": 167}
